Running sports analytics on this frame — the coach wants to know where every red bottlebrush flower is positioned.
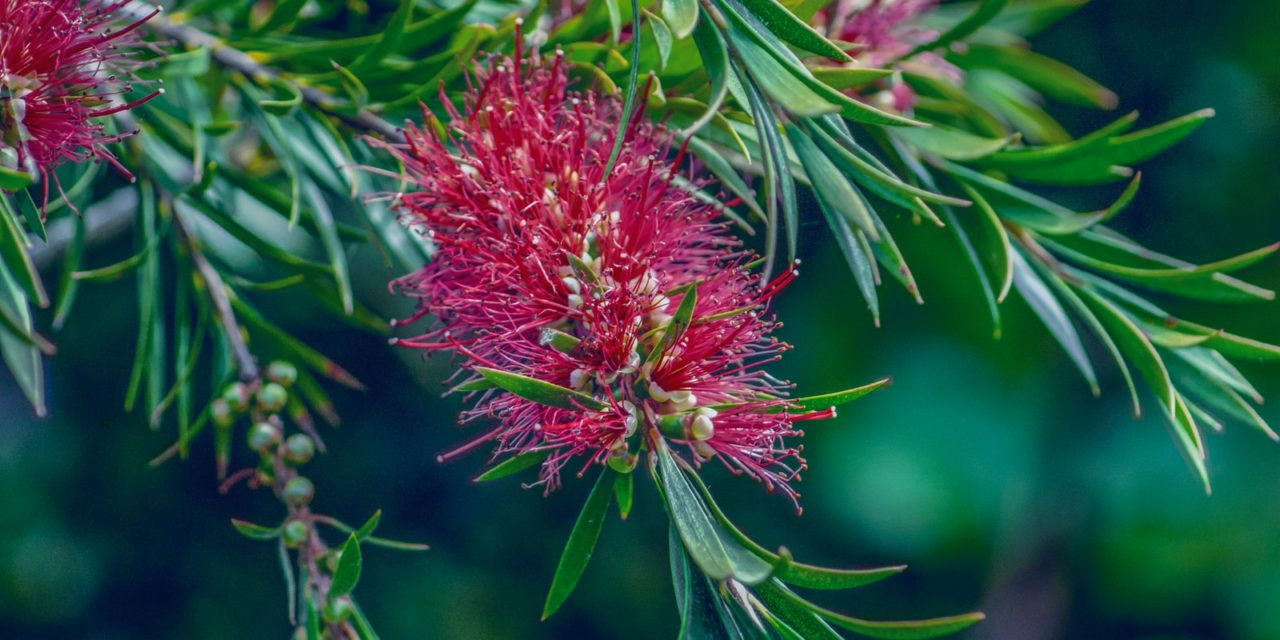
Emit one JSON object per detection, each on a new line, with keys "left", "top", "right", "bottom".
{"left": 0, "top": 0, "right": 160, "bottom": 190}
{"left": 374, "top": 49, "right": 822, "bottom": 507}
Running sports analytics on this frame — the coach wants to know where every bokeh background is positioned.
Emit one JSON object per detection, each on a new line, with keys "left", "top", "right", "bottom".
{"left": 2, "top": 1, "right": 1279, "bottom": 638}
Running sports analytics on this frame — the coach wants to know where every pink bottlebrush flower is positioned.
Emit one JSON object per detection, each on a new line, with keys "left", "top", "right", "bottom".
{"left": 0, "top": 0, "right": 160, "bottom": 192}
{"left": 374, "top": 47, "right": 822, "bottom": 507}
{"left": 828, "top": 0, "right": 940, "bottom": 64}
{"left": 821, "top": 0, "right": 959, "bottom": 110}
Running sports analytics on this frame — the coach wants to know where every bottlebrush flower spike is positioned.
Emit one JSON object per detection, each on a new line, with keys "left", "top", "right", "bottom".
{"left": 0, "top": 0, "right": 160, "bottom": 193}
{"left": 375, "top": 49, "right": 828, "bottom": 508}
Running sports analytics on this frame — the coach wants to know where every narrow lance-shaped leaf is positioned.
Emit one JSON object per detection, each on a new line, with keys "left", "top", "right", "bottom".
{"left": 329, "top": 534, "right": 363, "bottom": 599}
{"left": 475, "top": 367, "right": 609, "bottom": 411}
{"left": 542, "top": 468, "right": 617, "bottom": 619}
{"left": 655, "top": 441, "right": 773, "bottom": 584}
{"left": 474, "top": 450, "right": 551, "bottom": 482}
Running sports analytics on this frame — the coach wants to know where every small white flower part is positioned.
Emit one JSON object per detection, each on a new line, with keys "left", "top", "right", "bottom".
{"left": 693, "top": 440, "right": 716, "bottom": 460}
{"left": 669, "top": 389, "right": 697, "bottom": 410}
{"left": 650, "top": 293, "right": 671, "bottom": 314}
{"left": 690, "top": 414, "right": 715, "bottom": 441}
{"left": 649, "top": 312, "right": 673, "bottom": 331}
{"left": 569, "top": 368, "right": 589, "bottom": 390}
{"left": 562, "top": 276, "right": 582, "bottom": 295}
{"left": 619, "top": 350, "right": 641, "bottom": 375}
{"left": 622, "top": 400, "right": 639, "bottom": 437}
{"left": 567, "top": 293, "right": 584, "bottom": 309}
{"left": 639, "top": 361, "right": 654, "bottom": 381}
{"left": 695, "top": 406, "right": 719, "bottom": 419}
{"left": 647, "top": 381, "right": 672, "bottom": 403}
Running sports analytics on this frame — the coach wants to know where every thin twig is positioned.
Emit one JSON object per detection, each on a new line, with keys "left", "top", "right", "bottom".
{"left": 121, "top": 1, "right": 404, "bottom": 141}
{"left": 173, "top": 208, "right": 260, "bottom": 381}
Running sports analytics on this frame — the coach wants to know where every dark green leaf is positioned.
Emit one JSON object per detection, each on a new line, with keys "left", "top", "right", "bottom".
{"left": 474, "top": 450, "right": 551, "bottom": 482}
{"left": 779, "top": 377, "right": 893, "bottom": 413}
{"left": 615, "top": 471, "right": 634, "bottom": 520}
{"left": 330, "top": 534, "right": 363, "bottom": 599}
{"left": 736, "top": 0, "right": 852, "bottom": 61}
{"left": 646, "top": 283, "right": 698, "bottom": 363}
{"left": 231, "top": 519, "right": 281, "bottom": 540}
{"left": 1011, "top": 251, "right": 1099, "bottom": 395}
{"left": 655, "top": 442, "right": 773, "bottom": 584}
{"left": 475, "top": 367, "right": 608, "bottom": 410}
{"left": 543, "top": 468, "right": 617, "bottom": 619}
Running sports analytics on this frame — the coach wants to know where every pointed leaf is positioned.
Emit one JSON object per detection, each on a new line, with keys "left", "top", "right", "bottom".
{"left": 475, "top": 367, "right": 608, "bottom": 410}
{"left": 543, "top": 468, "right": 617, "bottom": 619}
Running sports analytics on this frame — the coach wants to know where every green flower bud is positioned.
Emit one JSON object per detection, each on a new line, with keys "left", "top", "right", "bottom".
{"left": 284, "top": 476, "right": 315, "bottom": 507}
{"left": 267, "top": 361, "right": 298, "bottom": 387}
{"left": 323, "top": 596, "right": 354, "bottom": 623}
{"left": 283, "top": 434, "right": 315, "bottom": 466}
{"left": 210, "top": 398, "right": 235, "bottom": 429}
{"left": 221, "top": 382, "right": 251, "bottom": 413}
{"left": 282, "top": 519, "right": 309, "bottom": 548}
{"left": 256, "top": 382, "right": 288, "bottom": 413}
{"left": 247, "top": 421, "right": 282, "bottom": 454}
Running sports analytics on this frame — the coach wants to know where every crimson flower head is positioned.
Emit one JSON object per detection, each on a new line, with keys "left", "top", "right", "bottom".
{"left": 0, "top": 0, "right": 159, "bottom": 188}
{"left": 376, "top": 46, "right": 833, "bottom": 508}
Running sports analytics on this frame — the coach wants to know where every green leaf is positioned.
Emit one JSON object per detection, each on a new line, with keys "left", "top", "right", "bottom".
{"left": 355, "top": 511, "right": 382, "bottom": 540}
{"left": 229, "top": 297, "right": 364, "bottom": 389}
{"left": 735, "top": 0, "right": 852, "bottom": 61}
{"left": 1043, "top": 238, "right": 1277, "bottom": 303}
{"left": 0, "top": 166, "right": 34, "bottom": 191}
{"left": 0, "top": 194, "right": 47, "bottom": 308}
{"left": 684, "top": 470, "right": 906, "bottom": 591}
{"left": 0, "top": 237, "right": 46, "bottom": 416}
{"left": 722, "top": 21, "right": 838, "bottom": 117}
{"left": 779, "top": 377, "right": 892, "bottom": 413}
{"left": 646, "top": 283, "right": 698, "bottom": 364}
{"left": 662, "top": 0, "right": 700, "bottom": 38}
{"left": 685, "top": 18, "right": 733, "bottom": 139}
{"left": 542, "top": 468, "right": 617, "bottom": 619}
{"left": 815, "top": 607, "right": 985, "bottom": 639}
{"left": 655, "top": 442, "right": 773, "bottom": 584}
{"left": 905, "top": 0, "right": 1007, "bottom": 58}
{"left": 474, "top": 367, "right": 608, "bottom": 411}
{"left": 671, "top": 528, "right": 731, "bottom": 640}
{"left": 893, "top": 125, "right": 1011, "bottom": 161}
{"left": 278, "top": 539, "right": 297, "bottom": 625}
{"left": 350, "top": 0, "right": 413, "bottom": 71}
{"left": 601, "top": 0, "right": 643, "bottom": 182}
{"left": 329, "top": 534, "right": 363, "bottom": 599}
{"left": 721, "top": 5, "right": 920, "bottom": 126}
{"left": 957, "top": 184, "right": 1013, "bottom": 303}
{"left": 990, "top": 109, "right": 1215, "bottom": 185}
{"left": 231, "top": 519, "right": 281, "bottom": 540}
{"left": 615, "top": 471, "right": 634, "bottom": 520}
{"left": 957, "top": 44, "right": 1117, "bottom": 109}
{"left": 787, "top": 125, "right": 878, "bottom": 240}
{"left": 754, "top": 581, "right": 843, "bottom": 640}
{"left": 806, "top": 66, "right": 890, "bottom": 91}
{"left": 474, "top": 450, "right": 551, "bottom": 482}
{"left": 1010, "top": 251, "right": 1099, "bottom": 395}
{"left": 644, "top": 10, "right": 675, "bottom": 69}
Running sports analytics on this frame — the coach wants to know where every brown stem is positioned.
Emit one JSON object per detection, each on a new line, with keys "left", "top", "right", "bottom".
{"left": 173, "top": 208, "right": 260, "bottom": 381}
{"left": 120, "top": 1, "right": 404, "bottom": 141}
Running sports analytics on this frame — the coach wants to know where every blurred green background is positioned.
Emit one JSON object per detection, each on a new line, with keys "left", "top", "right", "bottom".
{"left": 2, "top": 1, "right": 1278, "bottom": 638}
